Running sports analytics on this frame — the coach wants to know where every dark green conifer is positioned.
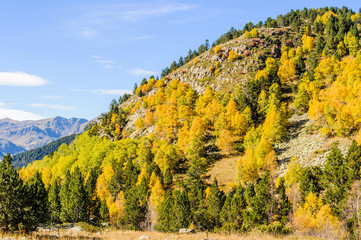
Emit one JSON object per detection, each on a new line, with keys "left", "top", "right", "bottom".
{"left": 163, "top": 167, "right": 173, "bottom": 186}
{"left": 0, "top": 154, "right": 26, "bottom": 230}
{"left": 24, "top": 172, "right": 48, "bottom": 229}
{"left": 48, "top": 180, "right": 61, "bottom": 224}
{"left": 59, "top": 170, "right": 71, "bottom": 222}
{"left": 173, "top": 190, "right": 191, "bottom": 229}
{"left": 68, "top": 167, "right": 87, "bottom": 222}
{"left": 156, "top": 191, "right": 175, "bottom": 232}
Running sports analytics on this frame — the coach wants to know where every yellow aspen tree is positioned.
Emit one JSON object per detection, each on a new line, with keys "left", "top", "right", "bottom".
{"left": 42, "top": 166, "right": 52, "bottom": 189}
{"left": 236, "top": 146, "right": 258, "bottom": 184}
{"left": 278, "top": 59, "right": 297, "bottom": 84}
{"left": 216, "top": 129, "right": 238, "bottom": 156}
{"left": 109, "top": 191, "right": 125, "bottom": 226}
{"left": 302, "top": 35, "right": 314, "bottom": 52}
{"left": 254, "top": 135, "right": 273, "bottom": 168}
{"left": 96, "top": 165, "right": 114, "bottom": 201}
{"left": 144, "top": 109, "right": 154, "bottom": 126}
{"left": 250, "top": 28, "right": 259, "bottom": 37}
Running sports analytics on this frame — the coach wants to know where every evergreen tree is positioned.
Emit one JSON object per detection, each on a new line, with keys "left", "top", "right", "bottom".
{"left": 99, "top": 199, "right": 109, "bottom": 221}
{"left": 299, "top": 166, "right": 322, "bottom": 201}
{"left": 173, "top": 190, "right": 192, "bottom": 230}
{"left": 68, "top": 167, "right": 87, "bottom": 222}
{"left": 220, "top": 185, "right": 246, "bottom": 231}
{"left": 322, "top": 146, "right": 348, "bottom": 215}
{"left": 156, "top": 191, "right": 175, "bottom": 232}
{"left": 163, "top": 167, "right": 173, "bottom": 186}
{"left": 59, "top": 170, "right": 71, "bottom": 222}
{"left": 276, "top": 178, "right": 291, "bottom": 225}
{"left": 205, "top": 178, "right": 224, "bottom": 230}
{"left": 24, "top": 172, "right": 48, "bottom": 229}
{"left": 0, "top": 154, "right": 26, "bottom": 230}
{"left": 109, "top": 165, "right": 124, "bottom": 199}
{"left": 48, "top": 180, "right": 61, "bottom": 224}
{"left": 123, "top": 176, "right": 148, "bottom": 230}
{"left": 345, "top": 140, "right": 361, "bottom": 182}
{"left": 85, "top": 169, "right": 100, "bottom": 222}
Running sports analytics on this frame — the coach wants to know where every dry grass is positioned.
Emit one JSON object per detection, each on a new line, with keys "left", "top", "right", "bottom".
{"left": 102, "top": 231, "right": 324, "bottom": 240}
{"left": 0, "top": 230, "right": 325, "bottom": 240}
{"left": 206, "top": 156, "right": 239, "bottom": 192}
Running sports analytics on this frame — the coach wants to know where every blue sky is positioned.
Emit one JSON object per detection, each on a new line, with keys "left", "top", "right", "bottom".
{"left": 0, "top": 0, "right": 359, "bottom": 121}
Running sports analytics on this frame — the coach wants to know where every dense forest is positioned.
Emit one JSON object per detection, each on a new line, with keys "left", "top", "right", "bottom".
{"left": 2, "top": 6, "right": 361, "bottom": 239}
{"left": 12, "top": 134, "right": 77, "bottom": 168}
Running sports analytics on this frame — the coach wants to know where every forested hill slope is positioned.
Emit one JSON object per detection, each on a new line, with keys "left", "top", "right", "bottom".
{"left": 18, "top": 6, "right": 361, "bottom": 238}
{"left": 12, "top": 134, "right": 77, "bottom": 168}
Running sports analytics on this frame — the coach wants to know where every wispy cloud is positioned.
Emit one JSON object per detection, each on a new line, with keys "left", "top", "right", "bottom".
{"left": 0, "top": 72, "right": 48, "bottom": 87}
{"left": 27, "top": 104, "right": 75, "bottom": 111}
{"left": 128, "top": 68, "right": 158, "bottom": 76}
{"left": 121, "top": 4, "right": 196, "bottom": 22}
{"left": 79, "top": 29, "right": 97, "bottom": 38}
{"left": 0, "top": 108, "right": 43, "bottom": 121}
{"left": 91, "top": 55, "right": 119, "bottom": 69}
{"left": 71, "top": 3, "right": 196, "bottom": 35}
{"left": 71, "top": 89, "right": 132, "bottom": 95}
{"left": 0, "top": 102, "right": 5, "bottom": 106}
{"left": 128, "top": 35, "right": 155, "bottom": 41}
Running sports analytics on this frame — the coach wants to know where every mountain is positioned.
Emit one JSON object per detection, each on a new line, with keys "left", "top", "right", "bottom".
{"left": 0, "top": 116, "right": 88, "bottom": 157}
{"left": 18, "top": 7, "right": 361, "bottom": 237}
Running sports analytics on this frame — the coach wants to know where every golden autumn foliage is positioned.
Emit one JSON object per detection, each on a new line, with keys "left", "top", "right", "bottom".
{"left": 302, "top": 34, "right": 314, "bottom": 53}
{"left": 236, "top": 147, "right": 258, "bottom": 184}
{"left": 228, "top": 50, "right": 239, "bottom": 62}
{"left": 293, "top": 193, "right": 341, "bottom": 235}
{"left": 308, "top": 57, "right": 361, "bottom": 135}
{"left": 214, "top": 46, "right": 221, "bottom": 53}
{"left": 278, "top": 59, "right": 297, "bottom": 84}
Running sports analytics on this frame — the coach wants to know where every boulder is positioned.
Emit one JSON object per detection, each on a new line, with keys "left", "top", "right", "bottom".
{"left": 179, "top": 228, "right": 196, "bottom": 233}
{"left": 138, "top": 236, "right": 150, "bottom": 240}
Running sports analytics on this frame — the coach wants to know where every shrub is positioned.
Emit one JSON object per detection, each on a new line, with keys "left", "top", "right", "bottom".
{"left": 228, "top": 50, "right": 239, "bottom": 62}
{"left": 214, "top": 46, "right": 221, "bottom": 53}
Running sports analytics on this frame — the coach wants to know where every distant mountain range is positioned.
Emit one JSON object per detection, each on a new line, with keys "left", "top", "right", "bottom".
{"left": 0, "top": 116, "right": 88, "bottom": 157}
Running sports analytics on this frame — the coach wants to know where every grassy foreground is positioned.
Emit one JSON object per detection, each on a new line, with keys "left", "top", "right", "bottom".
{"left": 0, "top": 230, "right": 324, "bottom": 240}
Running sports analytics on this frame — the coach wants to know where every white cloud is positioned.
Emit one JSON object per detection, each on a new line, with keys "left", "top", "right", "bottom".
{"left": 27, "top": 104, "right": 75, "bottom": 111}
{"left": 0, "top": 108, "right": 43, "bottom": 121}
{"left": 128, "top": 68, "right": 158, "bottom": 76}
{"left": 80, "top": 29, "right": 97, "bottom": 38}
{"left": 121, "top": 4, "right": 196, "bottom": 22}
{"left": 128, "top": 35, "right": 155, "bottom": 41}
{"left": 73, "top": 3, "right": 196, "bottom": 30}
{"left": 0, "top": 102, "right": 5, "bottom": 106}
{"left": 71, "top": 89, "right": 132, "bottom": 95}
{"left": 0, "top": 72, "right": 48, "bottom": 87}
{"left": 92, "top": 89, "right": 132, "bottom": 95}
{"left": 91, "top": 55, "right": 118, "bottom": 69}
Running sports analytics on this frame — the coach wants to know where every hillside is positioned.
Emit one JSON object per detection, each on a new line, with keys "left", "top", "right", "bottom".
{"left": 12, "top": 134, "right": 77, "bottom": 168}
{"left": 0, "top": 116, "right": 88, "bottom": 156}
{"left": 11, "top": 6, "right": 361, "bottom": 238}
